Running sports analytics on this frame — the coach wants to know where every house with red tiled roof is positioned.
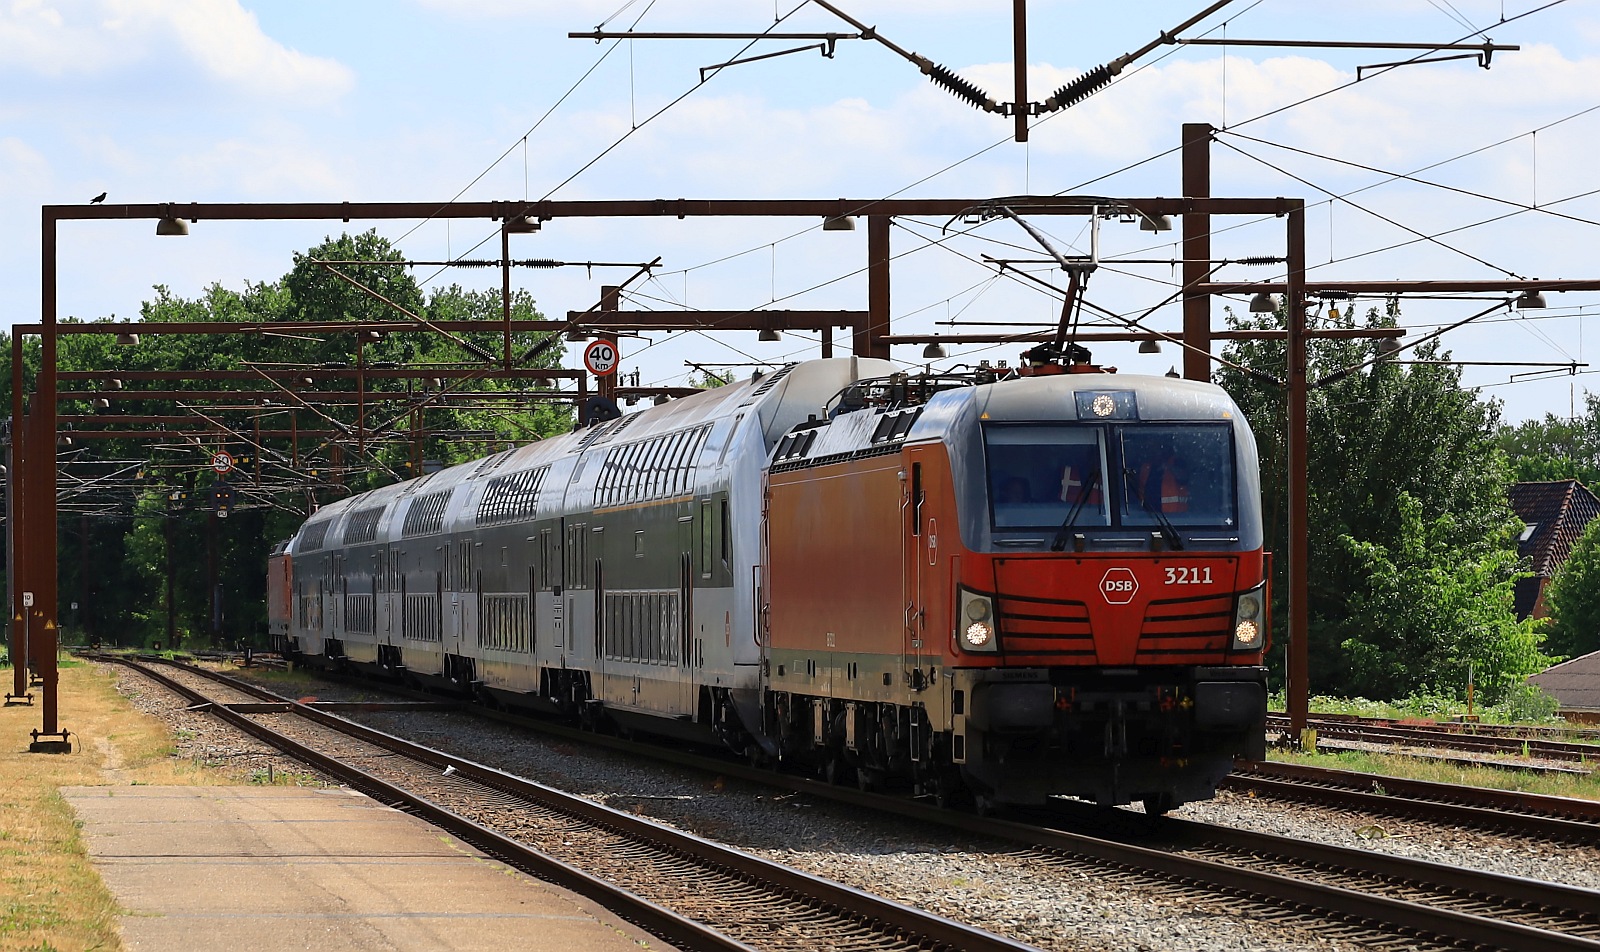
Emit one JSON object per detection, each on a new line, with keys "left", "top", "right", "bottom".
{"left": 1508, "top": 479, "right": 1600, "bottom": 619}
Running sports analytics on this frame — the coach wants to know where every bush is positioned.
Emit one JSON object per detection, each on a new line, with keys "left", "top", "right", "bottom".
{"left": 1501, "top": 682, "right": 1563, "bottom": 723}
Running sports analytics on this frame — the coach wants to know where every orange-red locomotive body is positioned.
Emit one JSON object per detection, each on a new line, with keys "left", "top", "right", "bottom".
{"left": 763, "top": 369, "right": 1268, "bottom": 811}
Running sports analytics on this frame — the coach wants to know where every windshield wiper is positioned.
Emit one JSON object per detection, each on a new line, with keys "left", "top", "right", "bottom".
{"left": 1049, "top": 469, "right": 1101, "bottom": 552}
{"left": 1124, "top": 466, "right": 1184, "bottom": 550}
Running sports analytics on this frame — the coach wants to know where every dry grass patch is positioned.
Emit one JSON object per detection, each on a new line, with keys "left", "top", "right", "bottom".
{"left": 0, "top": 660, "right": 242, "bottom": 951}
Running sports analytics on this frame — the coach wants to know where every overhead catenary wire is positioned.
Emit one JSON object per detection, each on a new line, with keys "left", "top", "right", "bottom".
{"left": 389, "top": 1, "right": 1583, "bottom": 420}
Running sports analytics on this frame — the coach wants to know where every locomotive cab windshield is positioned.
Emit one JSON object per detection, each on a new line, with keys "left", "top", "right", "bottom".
{"left": 985, "top": 422, "right": 1237, "bottom": 536}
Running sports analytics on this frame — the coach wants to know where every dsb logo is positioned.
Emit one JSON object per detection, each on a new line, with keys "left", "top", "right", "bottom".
{"left": 1099, "top": 567, "right": 1139, "bottom": 605}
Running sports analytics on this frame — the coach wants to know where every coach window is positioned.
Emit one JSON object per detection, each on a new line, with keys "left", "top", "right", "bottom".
{"left": 627, "top": 442, "right": 648, "bottom": 500}
{"left": 665, "top": 431, "right": 689, "bottom": 495}
{"left": 643, "top": 437, "right": 668, "bottom": 498}
{"left": 699, "top": 500, "right": 714, "bottom": 579}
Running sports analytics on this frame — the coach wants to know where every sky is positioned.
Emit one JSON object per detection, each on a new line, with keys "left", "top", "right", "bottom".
{"left": 5, "top": 0, "right": 1600, "bottom": 424}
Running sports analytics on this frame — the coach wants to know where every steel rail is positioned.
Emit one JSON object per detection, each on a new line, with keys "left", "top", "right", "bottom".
{"left": 1226, "top": 760, "right": 1600, "bottom": 842}
{"left": 1292, "top": 711, "right": 1600, "bottom": 743}
{"left": 150, "top": 658, "right": 1600, "bottom": 951}
{"left": 110, "top": 657, "right": 1039, "bottom": 952}
{"left": 1270, "top": 713, "right": 1600, "bottom": 761}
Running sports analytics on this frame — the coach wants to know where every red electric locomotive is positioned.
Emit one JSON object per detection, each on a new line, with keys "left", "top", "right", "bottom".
{"left": 761, "top": 352, "right": 1268, "bottom": 813}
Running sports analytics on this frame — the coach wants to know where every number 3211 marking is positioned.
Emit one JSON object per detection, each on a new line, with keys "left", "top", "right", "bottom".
{"left": 1164, "top": 566, "right": 1213, "bottom": 585}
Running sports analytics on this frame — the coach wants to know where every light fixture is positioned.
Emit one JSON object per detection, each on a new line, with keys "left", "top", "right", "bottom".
{"left": 155, "top": 208, "right": 189, "bottom": 236}
{"left": 1165, "top": 367, "right": 1181, "bottom": 378}
{"left": 1516, "top": 289, "right": 1547, "bottom": 309}
{"left": 1139, "top": 339, "right": 1161, "bottom": 354}
{"left": 1139, "top": 213, "right": 1173, "bottom": 232}
{"left": 1378, "top": 336, "right": 1403, "bottom": 356}
{"left": 822, "top": 215, "right": 855, "bottom": 232}
{"left": 93, "top": 398, "right": 110, "bottom": 410}
{"left": 115, "top": 331, "right": 140, "bottom": 346}
{"left": 358, "top": 329, "right": 382, "bottom": 345}
{"left": 505, "top": 215, "right": 541, "bottom": 234}
{"left": 109, "top": 378, "right": 124, "bottom": 389}
{"left": 758, "top": 327, "right": 781, "bottom": 342}
{"left": 653, "top": 394, "right": 671, "bottom": 405}
{"left": 923, "top": 341, "right": 948, "bottom": 359}
{"left": 1249, "top": 292, "right": 1277, "bottom": 313}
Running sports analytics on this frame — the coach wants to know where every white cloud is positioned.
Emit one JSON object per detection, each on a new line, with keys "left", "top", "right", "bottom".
{"left": 0, "top": 0, "right": 352, "bottom": 101}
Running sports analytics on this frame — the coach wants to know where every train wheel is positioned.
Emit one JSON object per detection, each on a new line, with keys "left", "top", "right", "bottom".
{"left": 823, "top": 756, "right": 844, "bottom": 786}
{"left": 932, "top": 773, "right": 971, "bottom": 810}
{"left": 1142, "top": 794, "right": 1176, "bottom": 817}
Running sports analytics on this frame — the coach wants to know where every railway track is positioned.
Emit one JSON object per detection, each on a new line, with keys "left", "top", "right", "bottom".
{"left": 1276, "top": 710, "right": 1600, "bottom": 744}
{"left": 1222, "top": 759, "right": 1600, "bottom": 845}
{"left": 115, "top": 656, "right": 1600, "bottom": 952}
{"left": 1268, "top": 713, "right": 1600, "bottom": 769}
{"left": 103, "top": 655, "right": 1037, "bottom": 952}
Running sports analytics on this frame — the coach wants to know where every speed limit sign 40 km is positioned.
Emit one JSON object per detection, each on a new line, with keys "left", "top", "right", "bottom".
{"left": 583, "top": 339, "right": 618, "bottom": 376}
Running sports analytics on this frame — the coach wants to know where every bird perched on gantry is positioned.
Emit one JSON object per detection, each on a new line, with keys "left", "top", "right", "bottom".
{"left": 89, "top": 192, "right": 106, "bottom": 204}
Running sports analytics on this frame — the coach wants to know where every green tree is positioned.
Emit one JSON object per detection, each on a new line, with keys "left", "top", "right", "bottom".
{"left": 1214, "top": 302, "right": 1550, "bottom": 702}
{"left": 34, "top": 232, "right": 577, "bottom": 649}
{"left": 1336, "top": 493, "right": 1547, "bottom": 701}
{"left": 1545, "top": 515, "right": 1600, "bottom": 659}
{"left": 1498, "top": 392, "right": 1600, "bottom": 488}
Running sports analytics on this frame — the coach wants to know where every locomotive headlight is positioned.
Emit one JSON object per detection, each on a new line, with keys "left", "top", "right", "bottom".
{"left": 1233, "top": 620, "right": 1261, "bottom": 648}
{"left": 957, "top": 589, "right": 999, "bottom": 652}
{"left": 965, "top": 621, "right": 995, "bottom": 648}
{"left": 1231, "top": 583, "right": 1268, "bottom": 651}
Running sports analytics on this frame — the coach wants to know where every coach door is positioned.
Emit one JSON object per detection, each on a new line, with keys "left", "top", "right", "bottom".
{"left": 550, "top": 521, "right": 565, "bottom": 652}
{"left": 679, "top": 512, "right": 696, "bottom": 717}
{"left": 379, "top": 545, "right": 395, "bottom": 638}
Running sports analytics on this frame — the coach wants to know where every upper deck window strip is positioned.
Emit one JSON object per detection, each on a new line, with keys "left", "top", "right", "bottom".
{"left": 341, "top": 506, "right": 385, "bottom": 545}
{"left": 401, "top": 490, "right": 451, "bottom": 537}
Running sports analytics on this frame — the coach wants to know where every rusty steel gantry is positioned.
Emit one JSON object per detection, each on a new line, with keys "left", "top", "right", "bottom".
{"left": 15, "top": 137, "right": 1600, "bottom": 752}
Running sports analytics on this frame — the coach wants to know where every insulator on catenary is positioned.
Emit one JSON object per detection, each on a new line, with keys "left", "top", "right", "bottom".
{"left": 515, "top": 259, "right": 563, "bottom": 269}
{"left": 1233, "top": 256, "right": 1286, "bottom": 267}
{"left": 1043, "top": 64, "right": 1113, "bottom": 112}
{"left": 925, "top": 62, "right": 998, "bottom": 113}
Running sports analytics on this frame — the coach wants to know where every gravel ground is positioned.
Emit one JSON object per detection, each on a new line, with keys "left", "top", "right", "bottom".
{"left": 108, "top": 662, "right": 1600, "bottom": 952}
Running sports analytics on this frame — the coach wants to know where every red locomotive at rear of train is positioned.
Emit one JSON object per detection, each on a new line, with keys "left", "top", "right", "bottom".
{"left": 271, "top": 353, "right": 1268, "bottom": 814}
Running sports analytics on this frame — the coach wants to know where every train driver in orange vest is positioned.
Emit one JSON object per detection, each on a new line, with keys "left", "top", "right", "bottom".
{"left": 1137, "top": 444, "right": 1190, "bottom": 514}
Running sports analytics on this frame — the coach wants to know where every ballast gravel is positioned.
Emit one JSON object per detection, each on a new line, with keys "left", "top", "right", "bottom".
{"left": 108, "top": 663, "right": 1600, "bottom": 952}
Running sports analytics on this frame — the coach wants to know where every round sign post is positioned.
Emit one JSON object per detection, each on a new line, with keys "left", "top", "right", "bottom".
{"left": 583, "top": 339, "right": 619, "bottom": 377}
{"left": 210, "top": 451, "right": 235, "bottom": 475}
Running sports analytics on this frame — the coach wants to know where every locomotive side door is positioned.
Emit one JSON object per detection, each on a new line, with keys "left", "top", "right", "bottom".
{"left": 902, "top": 447, "right": 945, "bottom": 687}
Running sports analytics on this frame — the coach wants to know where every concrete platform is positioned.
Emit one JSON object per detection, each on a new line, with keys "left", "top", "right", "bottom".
{"left": 63, "top": 786, "right": 671, "bottom": 952}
